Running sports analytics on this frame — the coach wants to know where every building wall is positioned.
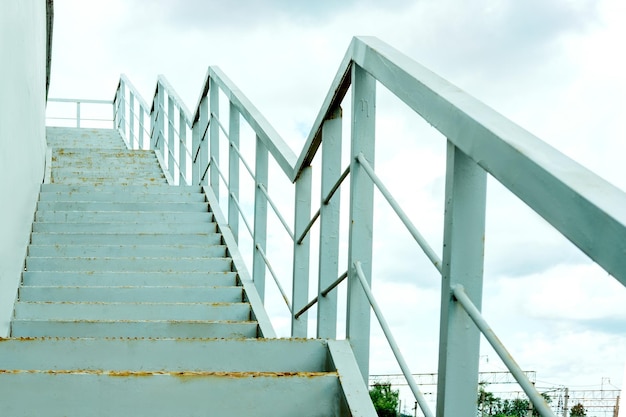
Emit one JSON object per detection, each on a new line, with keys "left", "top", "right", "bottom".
{"left": 0, "top": 0, "right": 47, "bottom": 336}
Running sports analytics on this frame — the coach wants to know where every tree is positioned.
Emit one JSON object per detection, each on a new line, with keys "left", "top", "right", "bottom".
{"left": 370, "top": 382, "right": 399, "bottom": 417}
{"left": 478, "top": 387, "right": 552, "bottom": 417}
{"left": 570, "top": 403, "right": 586, "bottom": 417}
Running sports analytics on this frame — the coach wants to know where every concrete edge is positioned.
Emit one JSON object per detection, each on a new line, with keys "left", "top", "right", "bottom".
{"left": 201, "top": 186, "right": 277, "bottom": 338}
{"left": 327, "top": 340, "right": 378, "bottom": 417}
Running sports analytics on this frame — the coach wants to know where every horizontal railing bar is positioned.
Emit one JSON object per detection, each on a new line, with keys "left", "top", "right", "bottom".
{"left": 200, "top": 161, "right": 210, "bottom": 182}
{"left": 164, "top": 116, "right": 193, "bottom": 158}
{"left": 46, "top": 117, "right": 113, "bottom": 123}
{"left": 451, "top": 285, "right": 556, "bottom": 417}
{"left": 230, "top": 193, "right": 254, "bottom": 238}
{"left": 211, "top": 112, "right": 230, "bottom": 140}
{"left": 192, "top": 119, "right": 211, "bottom": 164}
{"left": 230, "top": 142, "right": 256, "bottom": 181}
{"left": 296, "top": 165, "right": 350, "bottom": 245}
{"left": 210, "top": 155, "right": 229, "bottom": 189}
{"left": 258, "top": 184, "right": 294, "bottom": 241}
{"left": 293, "top": 270, "right": 348, "bottom": 319}
{"left": 357, "top": 153, "right": 442, "bottom": 273}
{"left": 48, "top": 98, "right": 111, "bottom": 104}
{"left": 256, "top": 244, "right": 292, "bottom": 313}
{"left": 354, "top": 261, "right": 434, "bottom": 417}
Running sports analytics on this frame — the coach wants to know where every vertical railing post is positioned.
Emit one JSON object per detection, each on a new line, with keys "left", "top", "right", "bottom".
{"left": 252, "top": 136, "right": 269, "bottom": 301}
{"left": 138, "top": 109, "right": 145, "bottom": 150}
{"left": 346, "top": 64, "right": 376, "bottom": 383}
{"left": 291, "top": 166, "right": 312, "bottom": 337}
{"left": 209, "top": 78, "right": 220, "bottom": 198}
{"left": 192, "top": 92, "right": 208, "bottom": 185}
{"left": 228, "top": 104, "right": 240, "bottom": 241}
{"left": 118, "top": 81, "right": 126, "bottom": 133}
{"left": 167, "top": 96, "right": 176, "bottom": 182}
{"left": 129, "top": 92, "right": 135, "bottom": 149}
{"left": 179, "top": 112, "right": 188, "bottom": 185}
{"left": 154, "top": 85, "right": 165, "bottom": 159}
{"left": 76, "top": 101, "right": 81, "bottom": 128}
{"left": 436, "top": 142, "right": 487, "bottom": 417}
{"left": 317, "top": 106, "right": 342, "bottom": 338}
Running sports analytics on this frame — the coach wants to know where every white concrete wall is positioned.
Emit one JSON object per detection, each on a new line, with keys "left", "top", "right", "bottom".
{"left": 0, "top": 0, "right": 47, "bottom": 336}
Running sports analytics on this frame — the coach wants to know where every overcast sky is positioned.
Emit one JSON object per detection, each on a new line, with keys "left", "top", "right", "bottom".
{"left": 48, "top": 0, "right": 625, "bottom": 411}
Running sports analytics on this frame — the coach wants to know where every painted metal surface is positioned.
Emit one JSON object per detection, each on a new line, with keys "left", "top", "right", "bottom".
{"left": 346, "top": 64, "right": 376, "bottom": 383}
{"left": 36, "top": 35, "right": 626, "bottom": 416}
{"left": 436, "top": 143, "right": 487, "bottom": 417}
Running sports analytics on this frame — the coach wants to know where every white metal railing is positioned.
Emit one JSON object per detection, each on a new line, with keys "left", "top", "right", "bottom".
{"left": 46, "top": 98, "right": 113, "bottom": 128}
{"left": 106, "top": 36, "right": 626, "bottom": 417}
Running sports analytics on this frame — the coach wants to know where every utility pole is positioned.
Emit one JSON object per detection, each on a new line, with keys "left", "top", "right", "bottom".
{"left": 614, "top": 395, "right": 619, "bottom": 417}
{"left": 563, "top": 387, "right": 569, "bottom": 417}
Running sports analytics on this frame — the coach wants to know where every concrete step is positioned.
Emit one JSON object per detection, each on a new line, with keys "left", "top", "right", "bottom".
{"left": 19, "top": 286, "right": 242, "bottom": 303}
{"left": 37, "top": 201, "right": 210, "bottom": 212}
{"left": 50, "top": 177, "right": 168, "bottom": 186}
{"left": 52, "top": 148, "right": 158, "bottom": 159}
{"left": 32, "top": 221, "right": 217, "bottom": 233}
{"left": 14, "top": 301, "right": 251, "bottom": 321}
{"left": 40, "top": 184, "right": 202, "bottom": 193}
{"left": 30, "top": 231, "right": 222, "bottom": 245}
{"left": 50, "top": 167, "right": 166, "bottom": 176}
{"left": 0, "top": 371, "right": 343, "bottom": 417}
{"left": 11, "top": 319, "right": 259, "bottom": 338}
{"left": 22, "top": 271, "right": 237, "bottom": 287}
{"left": 34, "top": 210, "right": 213, "bottom": 223}
{"left": 38, "top": 191, "right": 206, "bottom": 202}
{"left": 25, "top": 256, "right": 232, "bottom": 272}
{"left": 28, "top": 244, "right": 227, "bottom": 258}
{"left": 0, "top": 338, "right": 331, "bottom": 372}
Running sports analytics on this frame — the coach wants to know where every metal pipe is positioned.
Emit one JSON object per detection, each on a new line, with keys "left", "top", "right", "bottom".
{"left": 356, "top": 153, "right": 442, "bottom": 273}
{"left": 211, "top": 111, "right": 230, "bottom": 140}
{"left": 230, "top": 142, "right": 256, "bottom": 180}
{"left": 296, "top": 165, "right": 350, "bottom": 245}
{"left": 354, "top": 261, "right": 434, "bottom": 417}
{"left": 229, "top": 193, "right": 254, "bottom": 238}
{"left": 451, "top": 285, "right": 557, "bottom": 417}
{"left": 294, "top": 270, "right": 348, "bottom": 319}
{"left": 256, "top": 244, "right": 292, "bottom": 313}
{"left": 257, "top": 184, "right": 294, "bottom": 241}
{"left": 210, "top": 155, "right": 229, "bottom": 189}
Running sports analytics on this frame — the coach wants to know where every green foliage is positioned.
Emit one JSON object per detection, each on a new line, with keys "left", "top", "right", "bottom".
{"left": 570, "top": 403, "right": 586, "bottom": 417}
{"left": 370, "top": 382, "right": 399, "bottom": 417}
{"left": 478, "top": 387, "right": 552, "bottom": 417}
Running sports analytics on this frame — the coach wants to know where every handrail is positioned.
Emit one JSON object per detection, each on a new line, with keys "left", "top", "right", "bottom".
{"left": 102, "top": 35, "right": 625, "bottom": 417}
{"left": 46, "top": 98, "right": 113, "bottom": 128}
{"left": 354, "top": 261, "right": 434, "bottom": 417}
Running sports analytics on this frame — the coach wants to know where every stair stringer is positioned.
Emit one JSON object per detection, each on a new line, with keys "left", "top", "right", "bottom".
{"left": 202, "top": 185, "right": 276, "bottom": 338}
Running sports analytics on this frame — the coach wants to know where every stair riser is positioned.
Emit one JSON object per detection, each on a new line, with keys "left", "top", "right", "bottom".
{"left": 37, "top": 202, "right": 210, "bottom": 212}
{"left": 38, "top": 192, "right": 206, "bottom": 202}
{"left": 11, "top": 321, "right": 258, "bottom": 338}
{"left": 51, "top": 179, "right": 168, "bottom": 186}
{"left": 0, "top": 338, "right": 330, "bottom": 372}
{"left": 28, "top": 245, "right": 227, "bottom": 258}
{"left": 33, "top": 222, "right": 217, "bottom": 233}
{"left": 25, "top": 257, "right": 232, "bottom": 272}
{"left": 22, "top": 271, "right": 237, "bottom": 287}
{"left": 30, "top": 232, "right": 222, "bottom": 245}
{"left": 0, "top": 373, "right": 340, "bottom": 417}
{"left": 40, "top": 184, "right": 203, "bottom": 193}
{"left": 14, "top": 302, "right": 251, "bottom": 321}
{"left": 35, "top": 211, "right": 212, "bottom": 223}
{"left": 19, "top": 286, "right": 242, "bottom": 303}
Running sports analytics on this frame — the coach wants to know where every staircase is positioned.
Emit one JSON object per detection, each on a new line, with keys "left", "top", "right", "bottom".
{"left": 0, "top": 127, "right": 374, "bottom": 416}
